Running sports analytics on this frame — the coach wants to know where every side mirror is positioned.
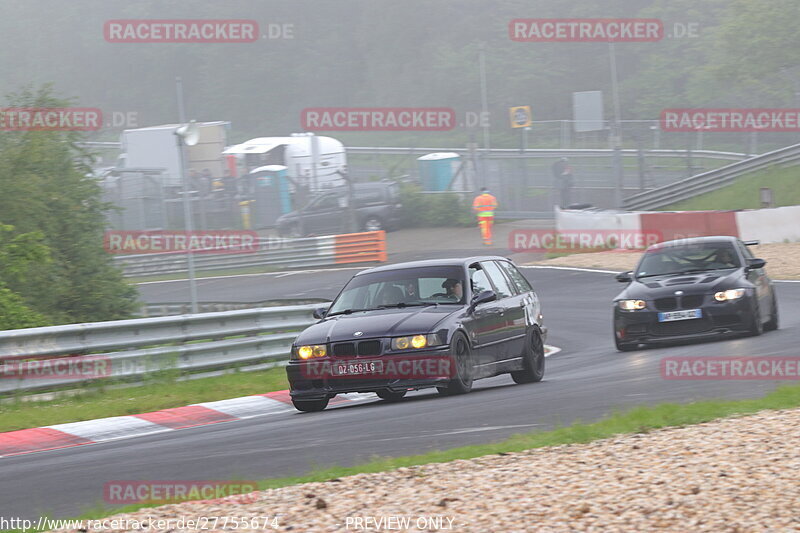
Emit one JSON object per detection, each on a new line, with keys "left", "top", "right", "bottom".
{"left": 747, "top": 258, "right": 766, "bottom": 270}
{"left": 469, "top": 290, "right": 496, "bottom": 312}
{"left": 312, "top": 306, "right": 329, "bottom": 320}
{"left": 616, "top": 271, "right": 633, "bottom": 283}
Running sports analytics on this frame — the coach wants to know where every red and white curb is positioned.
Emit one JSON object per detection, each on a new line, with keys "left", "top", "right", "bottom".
{"left": 0, "top": 391, "right": 372, "bottom": 458}
{"left": 0, "top": 346, "right": 560, "bottom": 458}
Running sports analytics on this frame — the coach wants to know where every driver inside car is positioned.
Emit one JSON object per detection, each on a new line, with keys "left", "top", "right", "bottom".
{"left": 442, "top": 278, "right": 463, "bottom": 301}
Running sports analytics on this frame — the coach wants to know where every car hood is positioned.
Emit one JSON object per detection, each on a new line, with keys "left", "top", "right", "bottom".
{"left": 616, "top": 268, "right": 746, "bottom": 300}
{"left": 294, "top": 306, "right": 459, "bottom": 344}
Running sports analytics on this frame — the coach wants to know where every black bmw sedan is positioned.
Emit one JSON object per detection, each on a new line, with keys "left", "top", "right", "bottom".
{"left": 286, "top": 257, "right": 546, "bottom": 411}
{"left": 613, "top": 236, "right": 779, "bottom": 351}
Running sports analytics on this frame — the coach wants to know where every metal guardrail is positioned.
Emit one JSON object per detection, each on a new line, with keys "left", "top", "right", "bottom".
{"left": 80, "top": 141, "right": 748, "bottom": 162}
{"left": 140, "top": 299, "right": 329, "bottom": 317}
{"left": 349, "top": 146, "right": 748, "bottom": 162}
{"left": 0, "top": 304, "right": 319, "bottom": 394}
{"left": 623, "top": 143, "right": 800, "bottom": 210}
{"left": 113, "top": 231, "right": 387, "bottom": 278}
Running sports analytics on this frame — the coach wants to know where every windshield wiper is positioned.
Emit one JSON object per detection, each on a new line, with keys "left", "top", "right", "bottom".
{"left": 377, "top": 302, "right": 438, "bottom": 309}
{"left": 637, "top": 267, "right": 735, "bottom": 279}
{"left": 326, "top": 308, "right": 374, "bottom": 317}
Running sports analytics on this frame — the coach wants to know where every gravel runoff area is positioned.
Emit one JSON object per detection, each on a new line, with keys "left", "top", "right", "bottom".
{"left": 528, "top": 242, "right": 800, "bottom": 280}
{"left": 49, "top": 407, "right": 800, "bottom": 532}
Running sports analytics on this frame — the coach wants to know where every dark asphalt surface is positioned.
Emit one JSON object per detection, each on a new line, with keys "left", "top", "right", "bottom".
{"left": 2, "top": 268, "right": 798, "bottom": 520}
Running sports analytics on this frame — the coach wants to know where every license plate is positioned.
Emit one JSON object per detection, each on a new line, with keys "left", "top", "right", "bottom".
{"left": 658, "top": 309, "right": 702, "bottom": 322}
{"left": 331, "top": 360, "right": 384, "bottom": 376}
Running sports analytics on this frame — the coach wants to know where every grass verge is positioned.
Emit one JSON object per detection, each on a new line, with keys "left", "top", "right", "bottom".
{"left": 0, "top": 366, "right": 289, "bottom": 433}
{"left": 663, "top": 164, "right": 800, "bottom": 211}
{"left": 20, "top": 382, "right": 800, "bottom": 530}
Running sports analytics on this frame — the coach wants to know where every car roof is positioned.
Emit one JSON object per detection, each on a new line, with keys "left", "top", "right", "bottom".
{"left": 646, "top": 235, "right": 739, "bottom": 251}
{"left": 357, "top": 256, "right": 511, "bottom": 275}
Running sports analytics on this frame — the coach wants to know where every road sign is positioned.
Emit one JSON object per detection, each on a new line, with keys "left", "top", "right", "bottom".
{"left": 509, "top": 106, "right": 532, "bottom": 128}
{"left": 573, "top": 91, "right": 604, "bottom": 132}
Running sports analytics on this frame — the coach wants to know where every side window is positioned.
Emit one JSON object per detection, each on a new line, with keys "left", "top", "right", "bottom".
{"left": 480, "top": 261, "right": 513, "bottom": 299}
{"left": 738, "top": 240, "right": 754, "bottom": 260}
{"left": 469, "top": 265, "right": 492, "bottom": 295}
{"left": 498, "top": 261, "right": 533, "bottom": 294}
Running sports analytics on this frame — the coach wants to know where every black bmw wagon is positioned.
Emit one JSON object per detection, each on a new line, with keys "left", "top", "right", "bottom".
{"left": 286, "top": 257, "right": 546, "bottom": 411}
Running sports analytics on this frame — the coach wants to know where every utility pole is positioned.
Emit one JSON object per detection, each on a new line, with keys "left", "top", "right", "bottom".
{"left": 175, "top": 77, "right": 199, "bottom": 314}
{"left": 608, "top": 42, "right": 624, "bottom": 209}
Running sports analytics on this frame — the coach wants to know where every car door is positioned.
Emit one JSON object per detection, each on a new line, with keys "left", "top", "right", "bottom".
{"left": 468, "top": 263, "right": 504, "bottom": 368}
{"left": 302, "top": 194, "right": 344, "bottom": 235}
{"left": 737, "top": 240, "right": 771, "bottom": 315}
{"left": 481, "top": 260, "right": 527, "bottom": 360}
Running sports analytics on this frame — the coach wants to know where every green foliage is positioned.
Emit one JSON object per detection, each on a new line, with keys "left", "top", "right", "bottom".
{"left": 0, "top": 86, "right": 138, "bottom": 326}
{"left": 663, "top": 165, "right": 800, "bottom": 211}
{"left": 398, "top": 184, "right": 474, "bottom": 228}
{"left": 0, "top": 224, "right": 50, "bottom": 329}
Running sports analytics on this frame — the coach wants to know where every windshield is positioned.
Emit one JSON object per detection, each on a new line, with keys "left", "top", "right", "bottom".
{"left": 328, "top": 266, "right": 466, "bottom": 315}
{"left": 636, "top": 242, "right": 741, "bottom": 278}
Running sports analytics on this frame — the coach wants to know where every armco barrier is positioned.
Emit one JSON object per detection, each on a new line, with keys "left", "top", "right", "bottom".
{"left": 0, "top": 305, "right": 318, "bottom": 394}
{"left": 113, "top": 230, "right": 386, "bottom": 277}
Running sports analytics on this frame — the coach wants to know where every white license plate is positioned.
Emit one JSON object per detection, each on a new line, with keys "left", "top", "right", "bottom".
{"left": 658, "top": 309, "right": 702, "bottom": 322}
{"left": 331, "top": 360, "right": 384, "bottom": 376}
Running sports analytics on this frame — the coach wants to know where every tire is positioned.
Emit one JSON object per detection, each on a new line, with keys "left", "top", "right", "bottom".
{"left": 437, "top": 333, "right": 474, "bottom": 396}
{"left": 764, "top": 292, "right": 779, "bottom": 332}
{"left": 363, "top": 216, "right": 384, "bottom": 232}
{"left": 747, "top": 299, "right": 763, "bottom": 337}
{"left": 511, "top": 328, "right": 545, "bottom": 384}
{"left": 291, "top": 397, "right": 329, "bottom": 412}
{"left": 376, "top": 390, "right": 407, "bottom": 402}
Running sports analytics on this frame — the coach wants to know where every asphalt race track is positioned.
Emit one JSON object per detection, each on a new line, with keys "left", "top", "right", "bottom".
{"left": 2, "top": 268, "right": 798, "bottom": 520}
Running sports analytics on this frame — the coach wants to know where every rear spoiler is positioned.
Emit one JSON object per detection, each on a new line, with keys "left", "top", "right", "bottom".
{"left": 743, "top": 240, "right": 760, "bottom": 246}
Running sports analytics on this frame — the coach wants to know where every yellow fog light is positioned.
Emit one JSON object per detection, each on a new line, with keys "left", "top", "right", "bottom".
{"left": 411, "top": 335, "right": 427, "bottom": 349}
{"left": 312, "top": 345, "right": 327, "bottom": 357}
{"left": 297, "top": 346, "right": 313, "bottom": 359}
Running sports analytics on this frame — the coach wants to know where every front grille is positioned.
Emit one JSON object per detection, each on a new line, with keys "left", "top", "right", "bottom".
{"left": 332, "top": 339, "right": 383, "bottom": 357}
{"left": 652, "top": 318, "right": 712, "bottom": 336}
{"left": 681, "top": 294, "right": 704, "bottom": 308}
{"left": 357, "top": 340, "right": 382, "bottom": 356}
{"left": 655, "top": 297, "right": 678, "bottom": 311}
{"left": 333, "top": 343, "right": 356, "bottom": 357}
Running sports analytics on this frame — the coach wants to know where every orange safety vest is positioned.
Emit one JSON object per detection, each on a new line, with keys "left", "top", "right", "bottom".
{"left": 472, "top": 193, "right": 498, "bottom": 218}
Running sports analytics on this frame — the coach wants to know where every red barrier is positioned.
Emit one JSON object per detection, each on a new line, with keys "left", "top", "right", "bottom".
{"left": 640, "top": 211, "right": 739, "bottom": 243}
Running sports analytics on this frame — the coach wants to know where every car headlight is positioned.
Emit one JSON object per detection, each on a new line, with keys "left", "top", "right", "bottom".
{"left": 715, "top": 288, "right": 746, "bottom": 302}
{"left": 295, "top": 345, "right": 327, "bottom": 360}
{"left": 618, "top": 299, "right": 647, "bottom": 310}
{"left": 391, "top": 334, "right": 443, "bottom": 351}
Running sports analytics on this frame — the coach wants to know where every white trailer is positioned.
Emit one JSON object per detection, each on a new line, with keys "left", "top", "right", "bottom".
{"left": 119, "top": 122, "right": 230, "bottom": 187}
{"left": 223, "top": 133, "right": 346, "bottom": 190}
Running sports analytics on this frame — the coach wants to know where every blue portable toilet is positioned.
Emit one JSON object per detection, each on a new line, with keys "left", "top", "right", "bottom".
{"left": 417, "top": 152, "right": 460, "bottom": 191}
{"left": 249, "top": 165, "right": 292, "bottom": 228}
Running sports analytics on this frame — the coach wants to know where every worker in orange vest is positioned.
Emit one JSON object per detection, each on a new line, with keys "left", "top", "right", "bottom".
{"left": 472, "top": 187, "right": 498, "bottom": 246}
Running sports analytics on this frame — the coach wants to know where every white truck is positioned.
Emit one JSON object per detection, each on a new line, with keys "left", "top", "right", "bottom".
{"left": 117, "top": 121, "right": 230, "bottom": 188}
{"left": 222, "top": 133, "right": 346, "bottom": 191}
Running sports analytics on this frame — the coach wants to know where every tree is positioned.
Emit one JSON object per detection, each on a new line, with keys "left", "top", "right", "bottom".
{"left": 0, "top": 224, "right": 49, "bottom": 329}
{"left": 0, "top": 85, "right": 139, "bottom": 324}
